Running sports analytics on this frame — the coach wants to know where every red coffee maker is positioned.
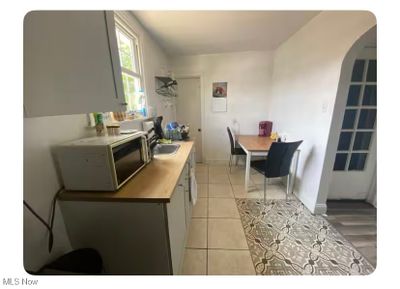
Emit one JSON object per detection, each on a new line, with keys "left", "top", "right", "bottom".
{"left": 259, "top": 121, "right": 273, "bottom": 137}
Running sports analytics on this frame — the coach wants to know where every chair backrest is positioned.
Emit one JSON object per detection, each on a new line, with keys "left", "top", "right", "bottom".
{"left": 154, "top": 116, "right": 164, "bottom": 139}
{"left": 226, "top": 127, "right": 235, "bottom": 154}
{"left": 264, "top": 140, "right": 303, "bottom": 178}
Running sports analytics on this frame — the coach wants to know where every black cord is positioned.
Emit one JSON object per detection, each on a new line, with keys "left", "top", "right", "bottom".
{"left": 23, "top": 187, "right": 64, "bottom": 253}
{"left": 23, "top": 201, "right": 52, "bottom": 232}
{"left": 50, "top": 188, "right": 63, "bottom": 230}
{"left": 49, "top": 188, "right": 63, "bottom": 249}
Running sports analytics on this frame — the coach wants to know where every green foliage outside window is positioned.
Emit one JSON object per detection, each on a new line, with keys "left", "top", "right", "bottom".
{"left": 116, "top": 25, "right": 145, "bottom": 115}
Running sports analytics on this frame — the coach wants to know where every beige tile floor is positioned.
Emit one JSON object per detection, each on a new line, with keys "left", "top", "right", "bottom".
{"left": 182, "top": 163, "right": 288, "bottom": 275}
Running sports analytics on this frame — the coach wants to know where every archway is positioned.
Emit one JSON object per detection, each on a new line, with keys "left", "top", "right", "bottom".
{"left": 317, "top": 26, "right": 377, "bottom": 209}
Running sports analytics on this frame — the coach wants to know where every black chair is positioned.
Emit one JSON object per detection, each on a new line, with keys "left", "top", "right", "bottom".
{"left": 251, "top": 140, "right": 302, "bottom": 203}
{"left": 227, "top": 127, "right": 246, "bottom": 173}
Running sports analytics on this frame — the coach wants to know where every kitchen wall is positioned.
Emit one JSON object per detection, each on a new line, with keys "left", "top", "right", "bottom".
{"left": 24, "top": 116, "right": 93, "bottom": 271}
{"left": 23, "top": 11, "right": 172, "bottom": 271}
{"left": 267, "top": 11, "right": 376, "bottom": 213}
{"left": 171, "top": 50, "right": 274, "bottom": 162}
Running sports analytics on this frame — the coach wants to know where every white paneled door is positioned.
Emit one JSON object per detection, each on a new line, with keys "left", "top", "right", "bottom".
{"left": 176, "top": 77, "right": 202, "bottom": 162}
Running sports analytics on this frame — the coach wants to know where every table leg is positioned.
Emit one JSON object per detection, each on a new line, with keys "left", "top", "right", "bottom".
{"left": 245, "top": 151, "right": 251, "bottom": 192}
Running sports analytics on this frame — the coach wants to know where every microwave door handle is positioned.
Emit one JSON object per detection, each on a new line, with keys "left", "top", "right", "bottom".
{"left": 141, "top": 135, "right": 150, "bottom": 162}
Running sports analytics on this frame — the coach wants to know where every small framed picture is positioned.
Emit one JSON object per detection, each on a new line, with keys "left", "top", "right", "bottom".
{"left": 212, "top": 82, "right": 227, "bottom": 98}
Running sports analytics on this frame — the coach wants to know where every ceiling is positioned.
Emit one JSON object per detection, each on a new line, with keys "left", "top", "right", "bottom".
{"left": 132, "top": 11, "right": 320, "bottom": 56}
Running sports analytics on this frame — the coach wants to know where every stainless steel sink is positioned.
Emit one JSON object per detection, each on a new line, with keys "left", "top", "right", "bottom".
{"left": 153, "top": 143, "right": 181, "bottom": 155}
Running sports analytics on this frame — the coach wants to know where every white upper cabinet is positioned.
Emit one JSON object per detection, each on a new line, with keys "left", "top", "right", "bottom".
{"left": 24, "top": 11, "right": 126, "bottom": 117}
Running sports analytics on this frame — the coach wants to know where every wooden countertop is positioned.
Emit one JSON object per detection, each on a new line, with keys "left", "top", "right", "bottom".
{"left": 59, "top": 141, "right": 194, "bottom": 203}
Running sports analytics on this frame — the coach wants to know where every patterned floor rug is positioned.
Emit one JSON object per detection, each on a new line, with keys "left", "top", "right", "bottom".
{"left": 236, "top": 199, "right": 375, "bottom": 275}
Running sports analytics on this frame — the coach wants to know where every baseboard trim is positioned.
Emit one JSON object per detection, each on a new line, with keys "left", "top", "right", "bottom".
{"left": 296, "top": 193, "right": 327, "bottom": 215}
{"left": 314, "top": 203, "right": 328, "bottom": 215}
{"left": 205, "top": 159, "right": 229, "bottom": 165}
{"left": 205, "top": 156, "right": 247, "bottom": 166}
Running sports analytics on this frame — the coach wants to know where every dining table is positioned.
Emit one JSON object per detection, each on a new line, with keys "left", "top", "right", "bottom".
{"left": 236, "top": 135, "right": 301, "bottom": 193}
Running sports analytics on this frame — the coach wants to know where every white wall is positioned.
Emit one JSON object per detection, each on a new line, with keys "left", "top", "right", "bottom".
{"left": 23, "top": 11, "right": 171, "bottom": 271}
{"left": 171, "top": 51, "right": 274, "bottom": 162}
{"left": 268, "top": 11, "right": 376, "bottom": 213}
{"left": 24, "top": 115, "right": 94, "bottom": 270}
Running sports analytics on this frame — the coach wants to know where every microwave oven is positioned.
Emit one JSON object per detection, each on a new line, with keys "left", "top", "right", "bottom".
{"left": 55, "top": 132, "right": 150, "bottom": 191}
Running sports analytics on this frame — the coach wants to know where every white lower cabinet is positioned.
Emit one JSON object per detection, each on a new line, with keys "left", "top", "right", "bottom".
{"left": 60, "top": 159, "right": 193, "bottom": 274}
{"left": 167, "top": 162, "right": 193, "bottom": 273}
{"left": 166, "top": 184, "right": 187, "bottom": 274}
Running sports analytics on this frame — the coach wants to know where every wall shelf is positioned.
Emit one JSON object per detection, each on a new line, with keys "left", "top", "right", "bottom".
{"left": 155, "top": 76, "right": 174, "bottom": 84}
{"left": 155, "top": 76, "right": 178, "bottom": 97}
{"left": 155, "top": 76, "right": 177, "bottom": 87}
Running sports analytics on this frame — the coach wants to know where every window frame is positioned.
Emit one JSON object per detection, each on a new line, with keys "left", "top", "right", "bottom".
{"left": 114, "top": 14, "right": 146, "bottom": 113}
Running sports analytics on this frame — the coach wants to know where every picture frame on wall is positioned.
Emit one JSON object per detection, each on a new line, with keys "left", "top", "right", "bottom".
{"left": 212, "top": 82, "right": 228, "bottom": 98}
{"left": 212, "top": 82, "right": 227, "bottom": 112}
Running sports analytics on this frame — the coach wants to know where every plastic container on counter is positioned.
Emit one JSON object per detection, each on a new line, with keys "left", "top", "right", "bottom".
{"left": 106, "top": 123, "right": 121, "bottom": 136}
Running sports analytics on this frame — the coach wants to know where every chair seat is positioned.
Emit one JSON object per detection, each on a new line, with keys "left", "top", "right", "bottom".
{"left": 251, "top": 159, "right": 266, "bottom": 175}
{"left": 233, "top": 147, "right": 246, "bottom": 155}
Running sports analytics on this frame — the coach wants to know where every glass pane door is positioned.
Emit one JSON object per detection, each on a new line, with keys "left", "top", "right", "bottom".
{"left": 333, "top": 58, "right": 377, "bottom": 171}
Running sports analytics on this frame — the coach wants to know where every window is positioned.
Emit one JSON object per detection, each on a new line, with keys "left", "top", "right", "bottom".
{"left": 115, "top": 18, "right": 146, "bottom": 114}
{"left": 333, "top": 58, "right": 377, "bottom": 171}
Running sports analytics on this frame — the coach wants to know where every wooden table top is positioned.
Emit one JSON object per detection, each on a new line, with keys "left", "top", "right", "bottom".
{"left": 59, "top": 141, "right": 194, "bottom": 203}
{"left": 237, "top": 135, "right": 274, "bottom": 152}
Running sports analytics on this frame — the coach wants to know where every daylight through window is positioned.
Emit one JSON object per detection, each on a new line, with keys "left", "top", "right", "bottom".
{"left": 115, "top": 18, "right": 146, "bottom": 114}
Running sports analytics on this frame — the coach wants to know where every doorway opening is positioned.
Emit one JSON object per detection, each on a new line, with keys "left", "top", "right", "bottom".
{"left": 318, "top": 26, "right": 377, "bottom": 210}
{"left": 175, "top": 76, "right": 203, "bottom": 163}
{"left": 330, "top": 48, "right": 376, "bottom": 201}
{"left": 318, "top": 25, "right": 377, "bottom": 268}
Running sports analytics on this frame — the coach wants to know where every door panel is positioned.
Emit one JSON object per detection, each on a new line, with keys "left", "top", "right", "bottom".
{"left": 166, "top": 185, "right": 186, "bottom": 274}
{"left": 176, "top": 77, "right": 202, "bottom": 162}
